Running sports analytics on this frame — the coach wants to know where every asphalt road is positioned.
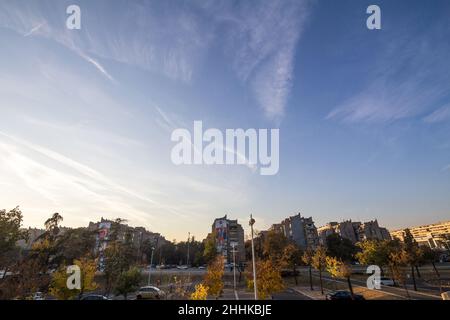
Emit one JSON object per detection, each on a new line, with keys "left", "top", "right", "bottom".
{"left": 272, "top": 288, "right": 312, "bottom": 300}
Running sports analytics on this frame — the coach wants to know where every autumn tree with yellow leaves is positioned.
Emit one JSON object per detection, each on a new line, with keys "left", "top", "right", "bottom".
{"left": 246, "top": 259, "right": 284, "bottom": 300}
{"left": 203, "top": 256, "right": 224, "bottom": 299}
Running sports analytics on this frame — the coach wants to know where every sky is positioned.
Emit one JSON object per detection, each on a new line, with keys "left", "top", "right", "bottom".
{"left": 0, "top": 0, "right": 449, "bottom": 241}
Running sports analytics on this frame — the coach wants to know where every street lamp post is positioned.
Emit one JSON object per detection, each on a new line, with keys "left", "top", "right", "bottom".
{"left": 231, "top": 242, "right": 237, "bottom": 291}
{"left": 148, "top": 246, "right": 155, "bottom": 285}
{"left": 249, "top": 214, "right": 258, "bottom": 300}
{"left": 187, "top": 232, "right": 190, "bottom": 266}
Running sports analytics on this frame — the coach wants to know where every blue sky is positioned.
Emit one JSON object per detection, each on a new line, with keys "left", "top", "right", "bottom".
{"left": 0, "top": 0, "right": 449, "bottom": 240}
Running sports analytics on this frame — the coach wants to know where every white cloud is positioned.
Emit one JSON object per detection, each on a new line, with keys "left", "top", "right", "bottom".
{"left": 424, "top": 104, "right": 450, "bottom": 123}
{"left": 221, "top": 1, "right": 312, "bottom": 121}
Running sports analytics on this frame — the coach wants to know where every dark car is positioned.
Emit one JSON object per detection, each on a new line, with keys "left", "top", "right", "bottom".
{"left": 80, "top": 294, "right": 110, "bottom": 300}
{"left": 325, "top": 291, "right": 365, "bottom": 300}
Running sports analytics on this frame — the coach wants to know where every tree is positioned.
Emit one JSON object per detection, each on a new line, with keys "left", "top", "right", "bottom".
{"left": 311, "top": 246, "right": 327, "bottom": 295}
{"left": 280, "top": 243, "right": 302, "bottom": 285}
{"left": 403, "top": 229, "right": 420, "bottom": 291}
{"left": 262, "top": 230, "right": 289, "bottom": 263}
{"left": 356, "top": 240, "right": 390, "bottom": 275}
{"left": 53, "top": 228, "right": 97, "bottom": 265}
{"left": 103, "top": 241, "right": 132, "bottom": 295}
{"left": 114, "top": 267, "right": 142, "bottom": 300}
{"left": 247, "top": 259, "right": 284, "bottom": 300}
{"left": 326, "top": 257, "right": 354, "bottom": 297}
{"left": 389, "top": 248, "right": 411, "bottom": 299}
{"left": 326, "top": 233, "right": 357, "bottom": 262}
{"left": 49, "top": 258, "right": 98, "bottom": 300}
{"left": 420, "top": 246, "right": 444, "bottom": 293}
{"left": 190, "top": 283, "right": 208, "bottom": 300}
{"left": 0, "top": 207, "right": 28, "bottom": 277}
{"left": 203, "top": 232, "right": 218, "bottom": 265}
{"left": 302, "top": 248, "right": 314, "bottom": 291}
{"left": 204, "top": 256, "right": 224, "bottom": 299}
{"left": 43, "top": 212, "right": 63, "bottom": 242}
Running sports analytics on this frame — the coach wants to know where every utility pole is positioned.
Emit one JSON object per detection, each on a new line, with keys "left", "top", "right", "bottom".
{"left": 231, "top": 242, "right": 237, "bottom": 291}
{"left": 187, "top": 232, "right": 190, "bottom": 266}
{"left": 249, "top": 214, "right": 258, "bottom": 300}
{"left": 148, "top": 246, "right": 155, "bottom": 285}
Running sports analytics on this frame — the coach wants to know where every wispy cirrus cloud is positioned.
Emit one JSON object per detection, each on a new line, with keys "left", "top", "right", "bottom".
{"left": 0, "top": 0, "right": 312, "bottom": 121}
{"left": 424, "top": 103, "right": 450, "bottom": 123}
{"left": 0, "top": 1, "right": 116, "bottom": 83}
{"left": 220, "top": 0, "right": 313, "bottom": 121}
{"left": 327, "top": 21, "right": 450, "bottom": 124}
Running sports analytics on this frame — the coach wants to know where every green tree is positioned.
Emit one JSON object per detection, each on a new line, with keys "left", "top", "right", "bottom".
{"left": 203, "top": 232, "right": 217, "bottom": 265}
{"left": 114, "top": 267, "right": 142, "bottom": 300}
{"left": 280, "top": 243, "right": 302, "bottom": 285}
{"left": 311, "top": 246, "right": 327, "bottom": 295}
{"left": 356, "top": 240, "right": 390, "bottom": 275}
{"left": 262, "top": 230, "right": 289, "bottom": 263}
{"left": 0, "top": 207, "right": 28, "bottom": 277}
{"left": 326, "top": 233, "right": 357, "bottom": 262}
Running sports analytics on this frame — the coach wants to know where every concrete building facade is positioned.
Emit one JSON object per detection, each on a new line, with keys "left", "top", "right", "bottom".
{"left": 390, "top": 221, "right": 450, "bottom": 249}
{"left": 318, "top": 219, "right": 391, "bottom": 244}
{"left": 270, "top": 213, "right": 319, "bottom": 250}
{"left": 211, "top": 215, "right": 245, "bottom": 264}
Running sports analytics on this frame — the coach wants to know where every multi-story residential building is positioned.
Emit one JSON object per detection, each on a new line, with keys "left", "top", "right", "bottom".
{"left": 211, "top": 215, "right": 245, "bottom": 264}
{"left": 318, "top": 219, "right": 391, "bottom": 244}
{"left": 16, "top": 227, "right": 70, "bottom": 249}
{"left": 270, "top": 213, "right": 319, "bottom": 250}
{"left": 88, "top": 218, "right": 166, "bottom": 269}
{"left": 390, "top": 221, "right": 450, "bottom": 249}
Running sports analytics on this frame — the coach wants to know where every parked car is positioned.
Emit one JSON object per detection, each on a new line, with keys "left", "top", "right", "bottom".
{"left": 33, "top": 292, "right": 45, "bottom": 300}
{"left": 136, "top": 286, "right": 165, "bottom": 300}
{"left": 198, "top": 265, "right": 206, "bottom": 269}
{"left": 176, "top": 265, "right": 188, "bottom": 270}
{"left": 325, "top": 291, "right": 365, "bottom": 300}
{"left": 375, "top": 277, "right": 395, "bottom": 287}
{"left": 80, "top": 294, "right": 110, "bottom": 300}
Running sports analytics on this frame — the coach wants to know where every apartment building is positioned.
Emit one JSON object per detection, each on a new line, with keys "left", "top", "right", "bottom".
{"left": 390, "top": 221, "right": 450, "bottom": 249}
{"left": 318, "top": 219, "right": 391, "bottom": 244}
{"left": 211, "top": 215, "right": 245, "bottom": 264}
{"left": 270, "top": 213, "right": 319, "bottom": 250}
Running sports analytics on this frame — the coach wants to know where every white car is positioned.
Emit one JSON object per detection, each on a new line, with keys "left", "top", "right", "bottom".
{"left": 33, "top": 292, "right": 44, "bottom": 300}
{"left": 136, "top": 286, "right": 165, "bottom": 300}
{"left": 375, "top": 277, "right": 395, "bottom": 286}
{"left": 176, "top": 265, "right": 188, "bottom": 270}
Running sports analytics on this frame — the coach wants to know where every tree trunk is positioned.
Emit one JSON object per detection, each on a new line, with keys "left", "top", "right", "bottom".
{"left": 308, "top": 266, "right": 313, "bottom": 291}
{"left": 379, "top": 265, "right": 384, "bottom": 276}
{"left": 431, "top": 262, "right": 443, "bottom": 293}
{"left": 403, "top": 281, "right": 411, "bottom": 300}
{"left": 124, "top": 293, "right": 127, "bottom": 300}
{"left": 293, "top": 265, "right": 298, "bottom": 286}
{"left": 411, "top": 265, "right": 417, "bottom": 291}
{"left": 415, "top": 265, "right": 421, "bottom": 278}
{"left": 319, "top": 269, "right": 324, "bottom": 295}
{"left": 388, "top": 265, "right": 398, "bottom": 287}
{"left": 347, "top": 277, "right": 354, "bottom": 298}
